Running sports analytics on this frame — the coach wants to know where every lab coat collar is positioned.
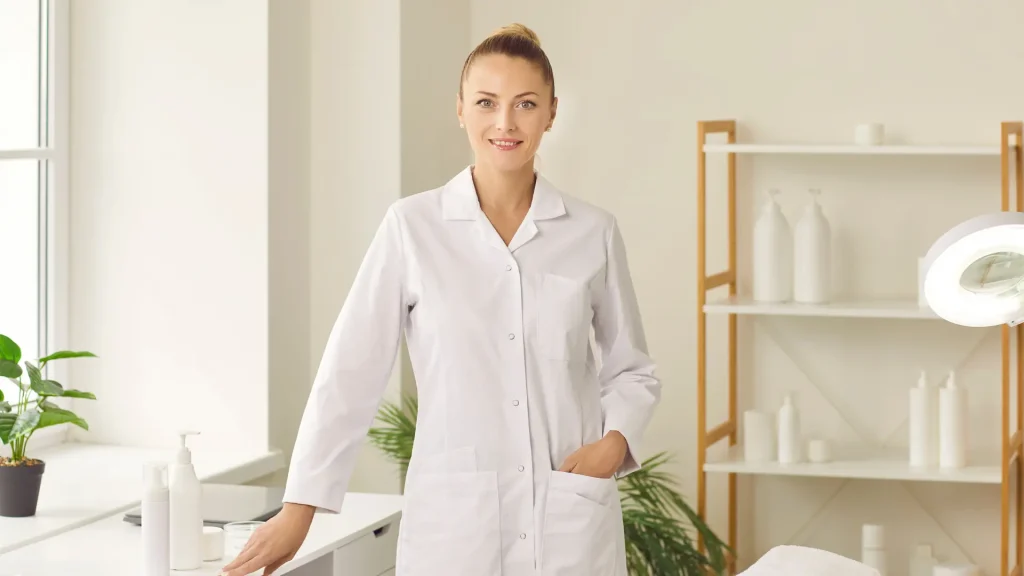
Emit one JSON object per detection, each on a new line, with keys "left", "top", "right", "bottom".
{"left": 441, "top": 165, "right": 567, "bottom": 221}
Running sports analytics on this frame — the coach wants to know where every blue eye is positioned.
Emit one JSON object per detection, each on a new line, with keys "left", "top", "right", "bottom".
{"left": 518, "top": 100, "right": 536, "bottom": 109}
{"left": 476, "top": 99, "right": 494, "bottom": 107}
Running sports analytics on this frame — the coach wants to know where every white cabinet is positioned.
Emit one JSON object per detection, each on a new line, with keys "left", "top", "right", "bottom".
{"left": 332, "top": 519, "right": 400, "bottom": 576}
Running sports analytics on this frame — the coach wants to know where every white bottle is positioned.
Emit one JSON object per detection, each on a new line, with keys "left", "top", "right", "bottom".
{"left": 909, "top": 370, "right": 938, "bottom": 468}
{"left": 777, "top": 394, "right": 801, "bottom": 464}
{"left": 753, "top": 188, "right": 793, "bottom": 303}
{"left": 170, "top": 430, "right": 203, "bottom": 570}
{"left": 142, "top": 462, "right": 170, "bottom": 576}
{"left": 939, "top": 371, "right": 968, "bottom": 469}
{"left": 861, "top": 524, "right": 886, "bottom": 575}
{"left": 793, "top": 188, "right": 832, "bottom": 304}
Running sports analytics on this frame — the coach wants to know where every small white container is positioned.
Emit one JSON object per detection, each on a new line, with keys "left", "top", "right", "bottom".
{"left": 855, "top": 123, "right": 885, "bottom": 145}
{"left": 861, "top": 524, "right": 886, "bottom": 575}
{"left": 909, "top": 370, "right": 938, "bottom": 468}
{"left": 807, "top": 439, "right": 831, "bottom": 463}
{"left": 939, "top": 371, "right": 968, "bottom": 469}
{"left": 793, "top": 189, "right": 832, "bottom": 304}
{"left": 777, "top": 394, "right": 802, "bottom": 464}
{"left": 744, "top": 410, "right": 775, "bottom": 462}
{"left": 141, "top": 462, "right": 170, "bottom": 576}
{"left": 753, "top": 188, "right": 793, "bottom": 303}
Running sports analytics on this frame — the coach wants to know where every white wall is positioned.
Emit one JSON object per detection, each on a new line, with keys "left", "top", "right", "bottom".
{"left": 68, "top": 1, "right": 270, "bottom": 456}
{"left": 268, "top": 0, "right": 312, "bottom": 483}
{"left": 470, "top": 2, "right": 1023, "bottom": 574}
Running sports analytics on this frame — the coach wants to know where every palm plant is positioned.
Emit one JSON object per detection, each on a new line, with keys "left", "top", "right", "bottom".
{"left": 367, "top": 394, "right": 731, "bottom": 575}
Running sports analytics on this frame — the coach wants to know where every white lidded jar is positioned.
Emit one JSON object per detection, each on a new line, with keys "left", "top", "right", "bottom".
{"left": 753, "top": 188, "right": 792, "bottom": 302}
{"left": 793, "top": 188, "right": 832, "bottom": 304}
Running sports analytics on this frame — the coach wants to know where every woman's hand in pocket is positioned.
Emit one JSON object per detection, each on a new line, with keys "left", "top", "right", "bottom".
{"left": 557, "top": 430, "right": 628, "bottom": 479}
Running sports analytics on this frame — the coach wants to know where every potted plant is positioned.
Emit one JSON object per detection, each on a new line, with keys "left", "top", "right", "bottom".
{"left": 0, "top": 333, "right": 97, "bottom": 517}
{"left": 368, "top": 394, "right": 732, "bottom": 575}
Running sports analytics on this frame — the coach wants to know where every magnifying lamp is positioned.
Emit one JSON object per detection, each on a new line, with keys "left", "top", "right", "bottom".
{"left": 923, "top": 211, "right": 1024, "bottom": 327}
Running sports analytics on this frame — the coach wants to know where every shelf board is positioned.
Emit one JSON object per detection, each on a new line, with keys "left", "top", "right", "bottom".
{"left": 702, "top": 143, "right": 1009, "bottom": 156}
{"left": 704, "top": 445, "right": 1001, "bottom": 484}
{"left": 703, "top": 295, "right": 940, "bottom": 320}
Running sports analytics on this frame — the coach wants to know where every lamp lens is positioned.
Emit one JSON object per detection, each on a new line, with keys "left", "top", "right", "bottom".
{"left": 960, "top": 251, "right": 1024, "bottom": 296}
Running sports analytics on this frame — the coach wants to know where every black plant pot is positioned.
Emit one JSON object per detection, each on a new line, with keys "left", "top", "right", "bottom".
{"left": 0, "top": 459, "right": 46, "bottom": 517}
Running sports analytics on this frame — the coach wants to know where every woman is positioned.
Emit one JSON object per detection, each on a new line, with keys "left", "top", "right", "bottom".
{"left": 220, "top": 23, "right": 661, "bottom": 576}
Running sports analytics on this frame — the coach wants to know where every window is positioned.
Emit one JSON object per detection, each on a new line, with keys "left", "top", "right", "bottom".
{"left": 0, "top": 0, "right": 68, "bottom": 435}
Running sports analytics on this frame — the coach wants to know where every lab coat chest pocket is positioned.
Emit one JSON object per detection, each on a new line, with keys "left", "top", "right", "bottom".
{"left": 397, "top": 468, "right": 502, "bottom": 575}
{"left": 536, "top": 273, "right": 591, "bottom": 363}
{"left": 541, "top": 470, "right": 618, "bottom": 575}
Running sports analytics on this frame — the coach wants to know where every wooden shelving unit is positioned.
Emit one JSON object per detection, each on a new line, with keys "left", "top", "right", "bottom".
{"left": 695, "top": 120, "right": 1024, "bottom": 575}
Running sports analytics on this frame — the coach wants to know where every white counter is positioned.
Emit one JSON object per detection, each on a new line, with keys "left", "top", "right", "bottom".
{"left": 0, "top": 442, "right": 284, "bottom": 554}
{"left": 0, "top": 492, "right": 404, "bottom": 576}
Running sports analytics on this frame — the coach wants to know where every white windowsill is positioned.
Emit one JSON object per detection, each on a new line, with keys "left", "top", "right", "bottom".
{"left": 0, "top": 439, "right": 286, "bottom": 554}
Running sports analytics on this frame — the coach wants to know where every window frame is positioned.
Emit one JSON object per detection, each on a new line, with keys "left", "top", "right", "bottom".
{"left": 0, "top": 0, "right": 71, "bottom": 454}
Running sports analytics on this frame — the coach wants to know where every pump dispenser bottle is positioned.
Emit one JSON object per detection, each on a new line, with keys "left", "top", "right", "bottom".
{"left": 169, "top": 430, "right": 202, "bottom": 570}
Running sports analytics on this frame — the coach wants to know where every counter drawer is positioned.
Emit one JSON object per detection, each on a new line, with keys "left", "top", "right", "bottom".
{"left": 332, "top": 519, "right": 399, "bottom": 576}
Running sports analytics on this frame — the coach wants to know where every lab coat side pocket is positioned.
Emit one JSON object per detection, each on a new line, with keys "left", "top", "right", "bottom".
{"left": 541, "top": 470, "right": 618, "bottom": 576}
{"left": 536, "top": 273, "right": 591, "bottom": 363}
{"left": 396, "top": 471, "right": 502, "bottom": 576}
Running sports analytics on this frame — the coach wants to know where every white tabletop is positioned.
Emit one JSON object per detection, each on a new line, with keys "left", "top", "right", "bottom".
{"left": 0, "top": 442, "right": 284, "bottom": 554}
{"left": 0, "top": 492, "right": 404, "bottom": 576}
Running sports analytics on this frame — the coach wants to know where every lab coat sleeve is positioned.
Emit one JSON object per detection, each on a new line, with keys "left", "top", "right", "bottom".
{"left": 593, "top": 216, "right": 661, "bottom": 478}
{"left": 282, "top": 204, "right": 408, "bottom": 514}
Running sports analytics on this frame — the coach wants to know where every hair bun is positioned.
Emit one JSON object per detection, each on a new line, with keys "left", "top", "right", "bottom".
{"left": 491, "top": 23, "right": 541, "bottom": 47}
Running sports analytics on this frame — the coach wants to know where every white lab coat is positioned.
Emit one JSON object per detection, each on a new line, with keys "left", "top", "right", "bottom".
{"left": 284, "top": 166, "right": 661, "bottom": 576}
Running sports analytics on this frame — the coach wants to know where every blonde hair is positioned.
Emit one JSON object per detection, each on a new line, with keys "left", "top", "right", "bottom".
{"left": 458, "top": 23, "right": 555, "bottom": 101}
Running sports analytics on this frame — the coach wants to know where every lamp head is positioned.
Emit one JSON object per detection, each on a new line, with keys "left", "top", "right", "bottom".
{"left": 923, "top": 211, "right": 1024, "bottom": 327}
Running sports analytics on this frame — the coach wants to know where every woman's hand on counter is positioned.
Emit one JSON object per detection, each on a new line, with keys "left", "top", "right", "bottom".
{"left": 218, "top": 502, "right": 316, "bottom": 576}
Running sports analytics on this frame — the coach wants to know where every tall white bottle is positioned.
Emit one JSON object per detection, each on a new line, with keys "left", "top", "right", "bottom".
{"left": 142, "top": 462, "right": 170, "bottom": 576}
{"left": 793, "top": 188, "right": 832, "bottom": 304}
{"left": 170, "top": 430, "right": 203, "bottom": 570}
{"left": 908, "top": 370, "right": 938, "bottom": 468}
{"left": 777, "top": 394, "right": 802, "bottom": 464}
{"left": 753, "top": 188, "right": 793, "bottom": 302}
{"left": 939, "top": 371, "right": 968, "bottom": 469}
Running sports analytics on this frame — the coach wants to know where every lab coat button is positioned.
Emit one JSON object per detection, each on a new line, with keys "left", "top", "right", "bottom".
{"left": 505, "top": 264, "right": 513, "bottom": 271}
{"left": 518, "top": 465, "right": 525, "bottom": 472}
{"left": 520, "top": 533, "right": 527, "bottom": 540}
{"left": 508, "top": 333, "right": 515, "bottom": 340}
{"left": 512, "top": 400, "right": 520, "bottom": 406}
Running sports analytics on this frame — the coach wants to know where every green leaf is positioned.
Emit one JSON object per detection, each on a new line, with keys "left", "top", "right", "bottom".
{"left": 33, "top": 379, "right": 64, "bottom": 397}
{"left": 0, "top": 359, "right": 21, "bottom": 379}
{"left": 60, "top": 389, "right": 97, "bottom": 400}
{"left": 37, "top": 406, "right": 88, "bottom": 431}
{"left": 0, "top": 413, "right": 15, "bottom": 444}
{"left": 11, "top": 409, "right": 41, "bottom": 439}
{"left": 38, "top": 350, "right": 96, "bottom": 366}
{"left": 0, "top": 401, "right": 10, "bottom": 413}
{"left": 0, "top": 386, "right": 3, "bottom": 402}
{"left": 0, "top": 334, "right": 21, "bottom": 364}
{"left": 25, "top": 362, "right": 63, "bottom": 396}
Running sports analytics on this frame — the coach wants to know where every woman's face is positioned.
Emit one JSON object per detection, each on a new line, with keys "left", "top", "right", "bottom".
{"left": 457, "top": 54, "right": 557, "bottom": 174}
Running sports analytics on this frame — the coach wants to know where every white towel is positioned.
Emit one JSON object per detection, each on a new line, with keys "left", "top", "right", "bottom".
{"left": 739, "top": 545, "right": 881, "bottom": 576}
